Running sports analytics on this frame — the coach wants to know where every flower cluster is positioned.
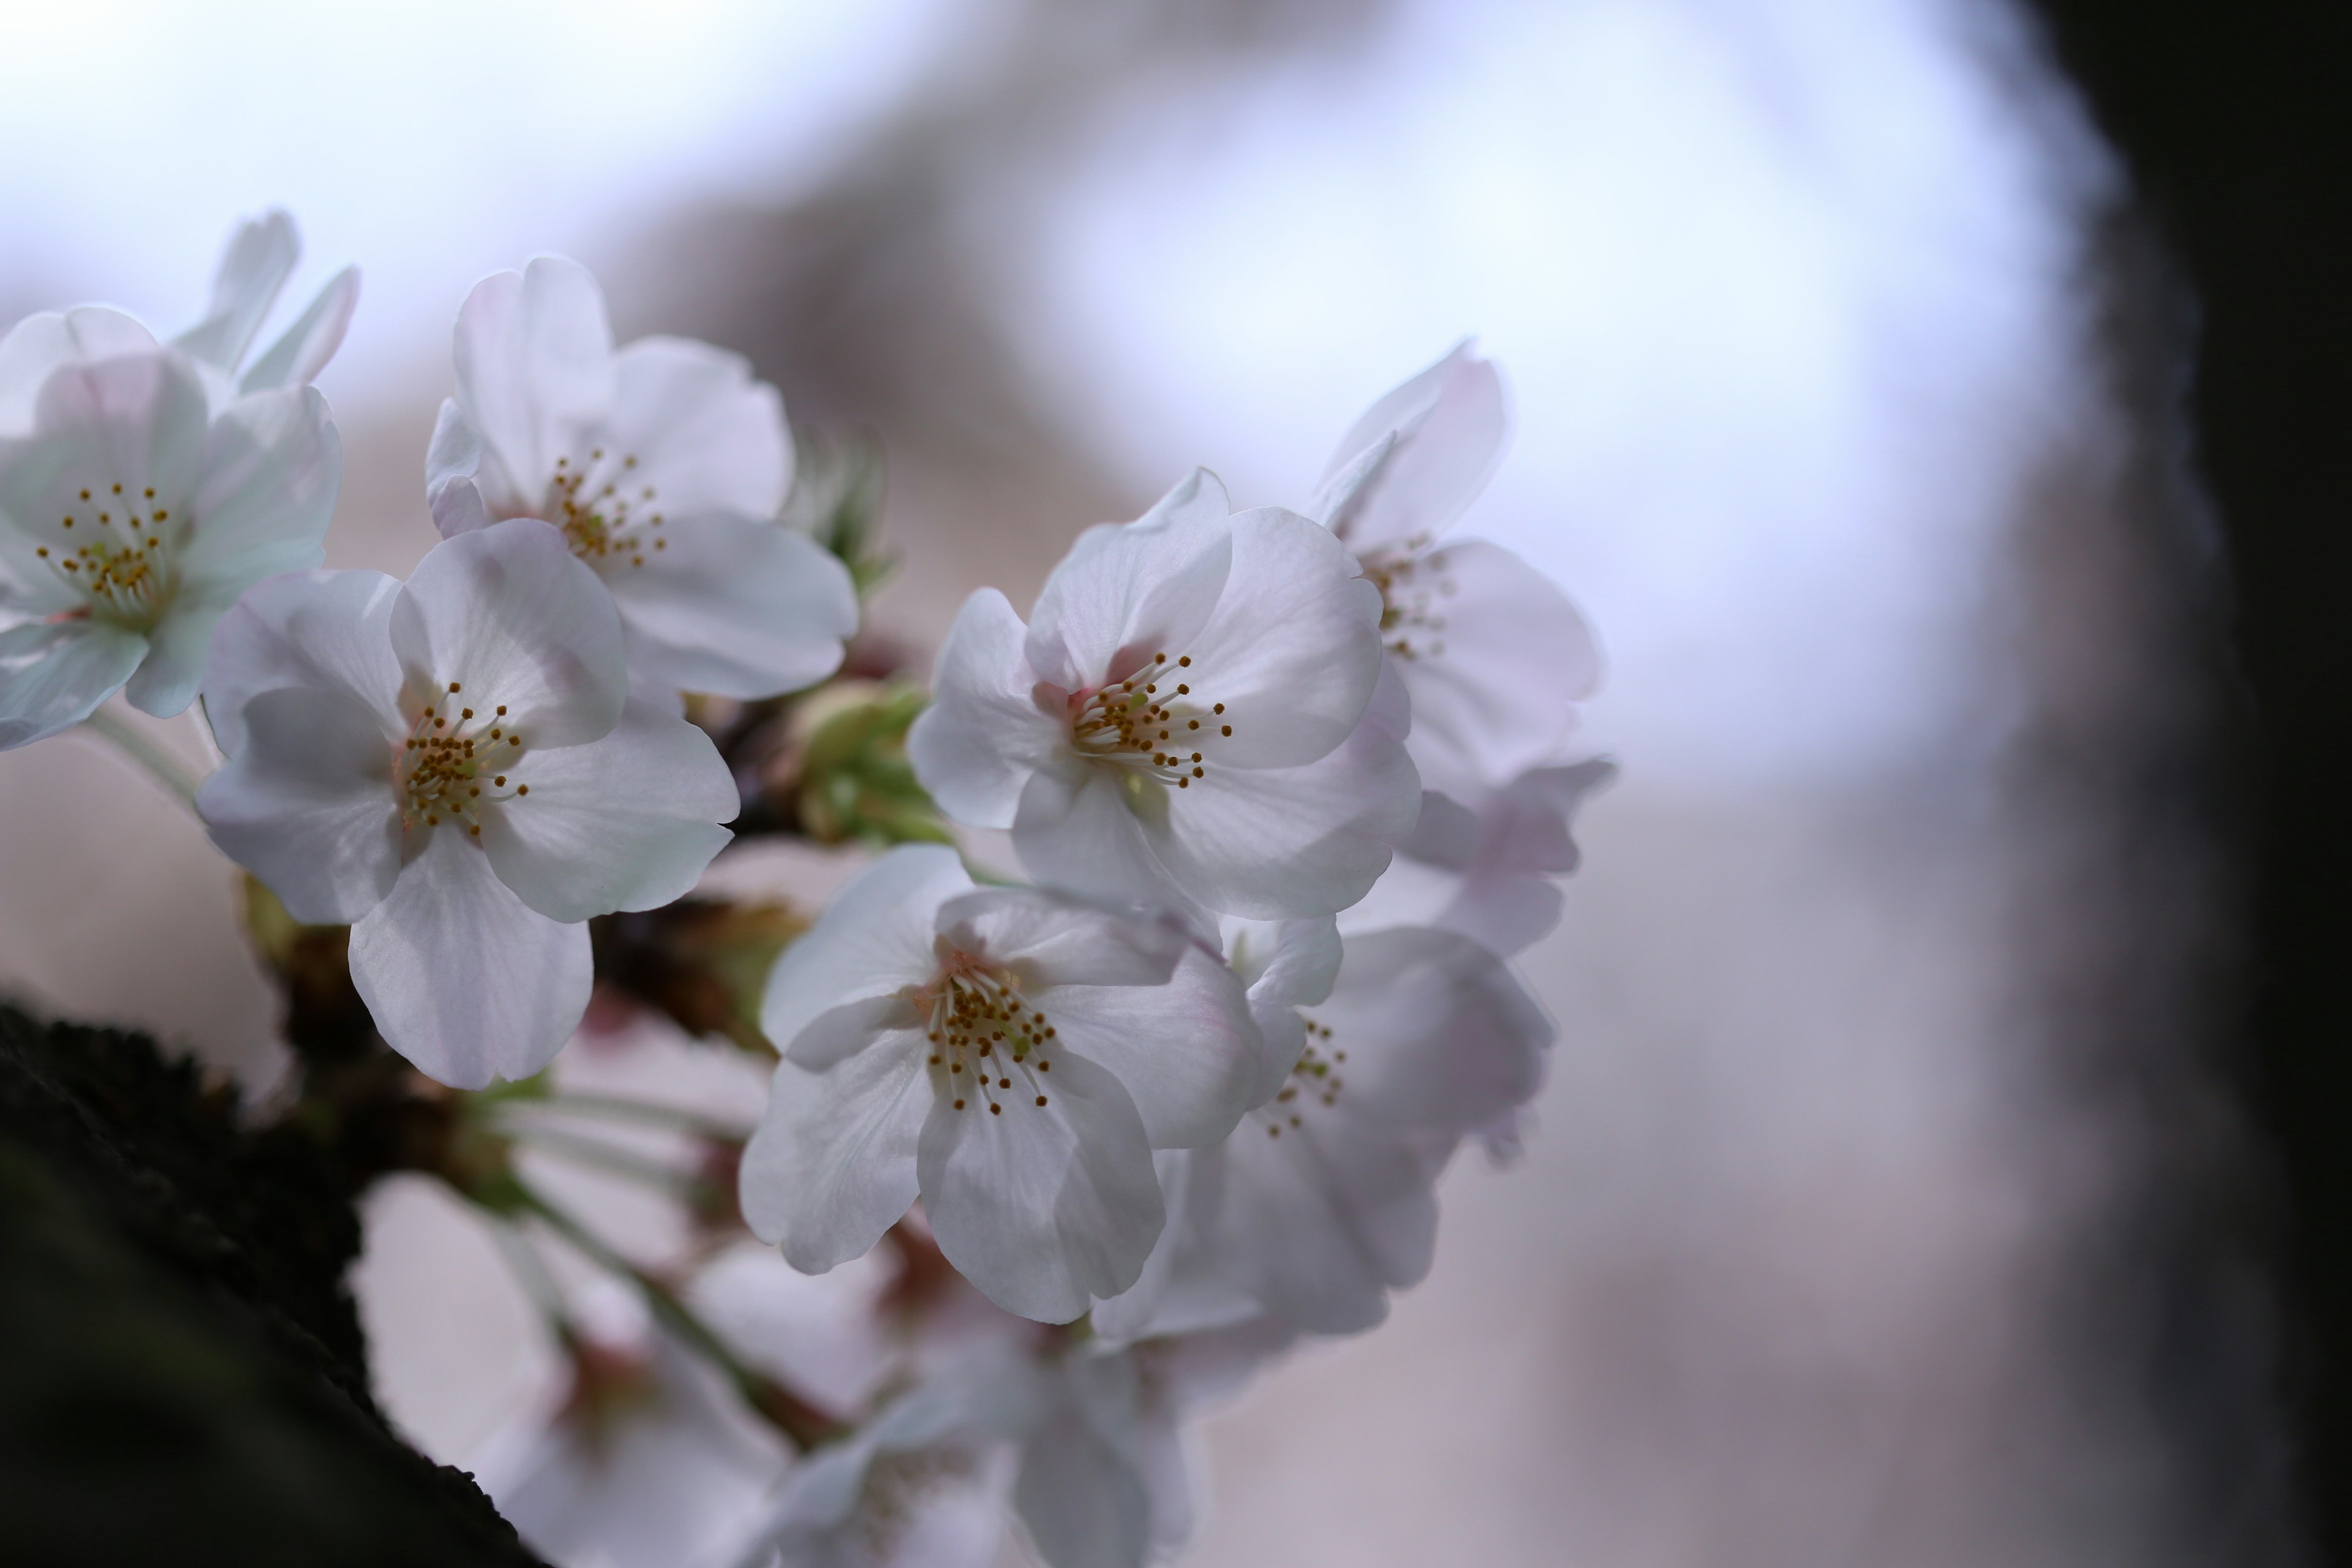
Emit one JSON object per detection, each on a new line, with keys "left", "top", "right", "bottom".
{"left": 2, "top": 215, "right": 1604, "bottom": 1568}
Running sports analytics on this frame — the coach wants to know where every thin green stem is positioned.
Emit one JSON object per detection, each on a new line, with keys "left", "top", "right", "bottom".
{"left": 81, "top": 707, "right": 203, "bottom": 807}
{"left": 511, "top": 1180, "right": 843, "bottom": 1451}
{"left": 486, "top": 1215, "right": 573, "bottom": 1342}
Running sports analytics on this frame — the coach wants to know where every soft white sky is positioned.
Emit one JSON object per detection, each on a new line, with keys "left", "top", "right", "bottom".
{"left": 0, "top": 0, "right": 2081, "bottom": 791}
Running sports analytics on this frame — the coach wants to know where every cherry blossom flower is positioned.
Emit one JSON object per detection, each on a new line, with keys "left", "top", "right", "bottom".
{"left": 741, "top": 845, "right": 1260, "bottom": 1323}
{"left": 428, "top": 255, "right": 856, "bottom": 700}
{"left": 1347, "top": 758, "right": 1616, "bottom": 957}
{"left": 908, "top": 469, "right": 1420, "bottom": 926}
{"left": 1314, "top": 344, "right": 1600, "bottom": 797}
{"left": 0, "top": 320, "right": 340, "bottom": 748}
{"left": 197, "top": 517, "right": 739, "bottom": 1087}
{"left": 1096, "top": 924, "right": 1553, "bottom": 1338}
{"left": 171, "top": 209, "right": 361, "bottom": 403}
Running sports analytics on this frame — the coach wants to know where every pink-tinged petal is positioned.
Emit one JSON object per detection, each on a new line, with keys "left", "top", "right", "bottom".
{"left": 390, "top": 516, "right": 625, "bottom": 747}
{"left": 743, "top": 1044, "right": 929, "bottom": 1273}
{"left": 918, "top": 1047, "right": 1163, "bottom": 1322}
{"left": 1014, "top": 1352, "right": 1152, "bottom": 1568}
{"left": 934, "top": 886, "right": 1186, "bottom": 990}
{"left": 1023, "top": 469, "right": 1233, "bottom": 690}
{"left": 1226, "top": 916, "right": 1342, "bottom": 1102}
{"left": 606, "top": 334, "right": 791, "bottom": 518}
{"left": 1172, "top": 505, "right": 1384, "bottom": 768}
{"left": 477, "top": 695, "right": 735, "bottom": 922}
{"left": 601, "top": 511, "right": 854, "bottom": 699}
{"left": 239, "top": 265, "right": 360, "bottom": 393}
{"left": 348, "top": 827, "right": 592, "bottom": 1087}
{"left": 202, "top": 568, "right": 405, "bottom": 756}
{"left": 449, "top": 257, "right": 616, "bottom": 511}
{"left": 1, "top": 352, "right": 211, "bottom": 528}
{"left": 1142, "top": 705, "right": 1420, "bottom": 921}
{"left": 178, "top": 383, "right": 339, "bottom": 595}
{"left": 0, "top": 620, "right": 146, "bottom": 750}
{"left": 761, "top": 844, "right": 972, "bottom": 1058}
{"left": 172, "top": 210, "right": 298, "bottom": 373}
{"left": 423, "top": 401, "right": 510, "bottom": 533}
{"left": 198, "top": 685, "right": 401, "bottom": 924}
{"left": 0, "top": 308, "right": 161, "bottom": 435}
{"left": 1389, "top": 538, "right": 1599, "bottom": 797}
{"left": 1314, "top": 343, "right": 1506, "bottom": 554}
{"left": 1030, "top": 943, "right": 1257, "bottom": 1150}
{"left": 910, "top": 587, "right": 1063, "bottom": 829}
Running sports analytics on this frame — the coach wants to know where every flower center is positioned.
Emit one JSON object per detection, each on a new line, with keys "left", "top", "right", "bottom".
{"left": 1358, "top": 545, "right": 1451, "bottom": 663}
{"left": 36, "top": 480, "right": 180, "bottom": 630}
{"left": 911, "top": 949, "right": 1057, "bottom": 1117}
{"left": 546, "top": 448, "right": 667, "bottom": 570}
{"left": 1065, "top": 652, "right": 1235, "bottom": 792}
{"left": 1258, "top": 1017, "right": 1345, "bottom": 1139}
{"left": 395, "top": 680, "right": 529, "bottom": 837}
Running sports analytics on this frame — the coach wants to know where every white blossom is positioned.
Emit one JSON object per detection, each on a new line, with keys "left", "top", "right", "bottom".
{"left": 741, "top": 845, "right": 1260, "bottom": 1324}
{"left": 197, "top": 516, "right": 739, "bottom": 1087}
{"left": 171, "top": 209, "right": 362, "bottom": 404}
{"left": 1314, "top": 344, "right": 1599, "bottom": 798}
{"left": 0, "top": 317, "right": 340, "bottom": 748}
{"left": 1346, "top": 758, "right": 1616, "bottom": 957}
{"left": 908, "top": 469, "right": 1420, "bottom": 926}
{"left": 1096, "top": 925, "right": 1552, "bottom": 1338}
{"left": 428, "top": 255, "right": 857, "bottom": 700}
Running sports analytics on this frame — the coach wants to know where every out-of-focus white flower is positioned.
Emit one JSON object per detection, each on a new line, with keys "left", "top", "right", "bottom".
{"left": 1346, "top": 758, "right": 1616, "bottom": 957}
{"left": 908, "top": 470, "right": 1419, "bottom": 926}
{"left": 733, "top": 1355, "right": 1030, "bottom": 1568}
{"left": 428, "top": 255, "right": 857, "bottom": 701}
{"left": 742, "top": 845, "right": 1260, "bottom": 1324}
{"left": 1096, "top": 925, "right": 1552, "bottom": 1339}
{"left": 474, "top": 1282, "right": 788, "bottom": 1568}
{"left": 170, "top": 209, "right": 361, "bottom": 403}
{"left": 197, "top": 517, "right": 738, "bottom": 1087}
{"left": 1314, "top": 344, "right": 1599, "bottom": 798}
{"left": 0, "top": 320, "right": 340, "bottom": 748}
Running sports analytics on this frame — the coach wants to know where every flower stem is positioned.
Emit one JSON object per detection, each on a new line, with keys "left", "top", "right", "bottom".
{"left": 510, "top": 1180, "right": 843, "bottom": 1450}
{"left": 81, "top": 707, "right": 203, "bottom": 807}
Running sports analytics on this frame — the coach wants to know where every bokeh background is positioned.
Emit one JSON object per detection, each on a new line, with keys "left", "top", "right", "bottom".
{"left": 0, "top": 0, "right": 2285, "bottom": 1562}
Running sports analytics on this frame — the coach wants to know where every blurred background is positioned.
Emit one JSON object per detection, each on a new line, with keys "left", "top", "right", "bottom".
{"left": 0, "top": 0, "right": 2289, "bottom": 1563}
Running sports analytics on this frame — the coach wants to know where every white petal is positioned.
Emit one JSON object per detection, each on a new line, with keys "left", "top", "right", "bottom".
{"left": 760, "top": 843, "right": 971, "bottom": 1057}
{"left": 238, "top": 265, "right": 360, "bottom": 393}
{"left": 391, "top": 516, "right": 626, "bottom": 746}
{"left": 1391, "top": 538, "right": 1599, "bottom": 797}
{"left": 742, "top": 1044, "right": 929, "bottom": 1273}
{"left": 1207, "top": 1112, "right": 1433, "bottom": 1333}
{"left": 918, "top": 1049, "right": 1163, "bottom": 1322}
{"left": 1142, "top": 705, "right": 1420, "bottom": 920}
{"left": 198, "top": 686, "right": 402, "bottom": 923}
{"left": 1022, "top": 469, "right": 1233, "bottom": 690}
{"left": 1229, "top": 916, "right": 1342, "bottom": 1102}
{"left": 0, "top": 619, "right": 146, "bottom": 750}
{"left": 123, "top": 585, "right": 238, "bottom": 717}
{"left": 1174, "top": 505, "right": 1384, "bottom": 767}
{"left": 1015, "top": 1353, "right": 1152, "bottom": 1568}
{"left": 1313, "top": 925, "right": 1552, "bottom": 1134}
{"left": 909, "top": 587, "right": 1062, "bottom": 829}
{"left": 0, "top": 351, "right": 210, "bottom": 529}
{"left": 423, "top": 400, "right": 504, "bottom": 533}
{"left": 477, "top": 695, "right": 734, "bottom": 922}
{"left": 348, "top": 827, "right": 592, "bottom": 1087}
{"left": 602, "top": 512, "right": 854, "bottom": 699}
{"left": 1314, "top": 343, "right": 1505, "bottom": 554}
{"left": 1088, "top": 1150, "right": 1262, "bottom": 1343}
{"left": 449, "top": 256, "right": 616, "bottom": 511}
{"left": 172, "top": 211, "right": 298, "bottom": 372}
{"left": 179, "top": 384, "right": 339, "bottom": 595}
{"left": 0, "top": 307, "right": 160, "bottom": 435}
{"left": 1010, "top": 761, "right": 1212, "bottom": 934}
{"left": 1357, "top": 761, "right": 1614, "bottom": 955}
{"left": 1030, "top": 943, "right": 1256, "bottom": 1150}
{"left": 933, "top": 886, "right": 1185, "bottom": 989}
{"left": 200, "top": 568, "right": 404, "bottom": 756}
{"left": 606, "top": 334, "right": 791, "bottom": 517}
